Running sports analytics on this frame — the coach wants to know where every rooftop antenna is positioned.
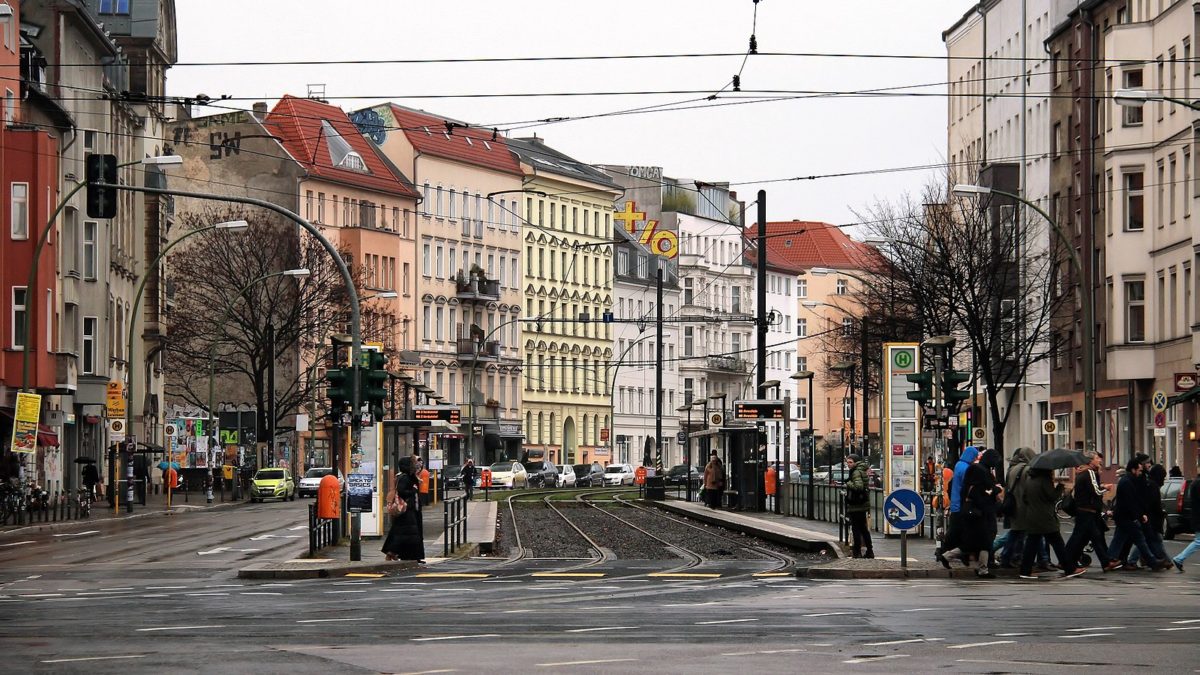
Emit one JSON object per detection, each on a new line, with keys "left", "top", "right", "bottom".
{"left": 306, "top": 83, "right": 326, "bottom": 101}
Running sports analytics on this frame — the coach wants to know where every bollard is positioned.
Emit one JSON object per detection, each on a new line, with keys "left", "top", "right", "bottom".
{"left": 350, "top": 510, "right": 361, "bottom": 562}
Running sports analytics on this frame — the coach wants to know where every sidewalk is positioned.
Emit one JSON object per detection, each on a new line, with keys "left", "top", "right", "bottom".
{"left": 0, "top": 484, "right": 246, "bottom": 535}
{"left": 238, "top": 497, "right": 497, "bottom": 579}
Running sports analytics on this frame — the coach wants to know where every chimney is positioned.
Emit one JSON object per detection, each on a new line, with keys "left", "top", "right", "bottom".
{"left": 252, "top": 102, "right": 268, "bottom": 121}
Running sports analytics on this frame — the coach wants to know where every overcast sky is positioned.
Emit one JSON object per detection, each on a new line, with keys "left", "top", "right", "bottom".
{"left": 168, "top": 1, "right": 970, "bottom": 229}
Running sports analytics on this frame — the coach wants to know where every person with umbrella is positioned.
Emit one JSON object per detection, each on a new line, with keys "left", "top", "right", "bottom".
{"left": 78, "top": 458, "right": 99, "bottom": 500}
{"left": 1017, "top": 448, "right": 1088, "bottom": 579}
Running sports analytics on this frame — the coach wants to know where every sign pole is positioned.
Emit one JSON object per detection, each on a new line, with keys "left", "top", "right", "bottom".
{"left": 901, "top": 530, "right": 908, "bottom": 568}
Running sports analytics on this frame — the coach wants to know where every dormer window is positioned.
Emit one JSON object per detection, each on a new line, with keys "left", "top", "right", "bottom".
{"left": 339, "top": 152, "right": 368, "bottom": 172}
{"left": 483, "top": 141, "right": 492, "bottom": 150}
{"left": 465, "top": 137, "right": 474, "bottom": 146}
{"left": 321, "top": 120, "right": 370, "bottom": 174}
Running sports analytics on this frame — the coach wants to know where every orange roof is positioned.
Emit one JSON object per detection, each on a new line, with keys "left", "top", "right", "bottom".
{"left": 384, "top": 105, "right": 523, "bottom": 176}
{"left": 267, "top": 95, "right": 419, "bottom": 198}
{"left": 744, "top": 220, "right": 881, "bottom": 272}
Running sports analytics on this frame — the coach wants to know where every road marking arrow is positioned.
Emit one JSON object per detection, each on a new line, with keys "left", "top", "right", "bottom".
{"left": 249, "top": 534, "right": 302, "bottom": 541}
{"left": 197, "top": 547, "right": 229, "bottom": 556}
{"left": 52, "top": 530, "right": 99, "bottom": 538}
{"left": 197, "top": 547, "right": 262, "bottom": 556}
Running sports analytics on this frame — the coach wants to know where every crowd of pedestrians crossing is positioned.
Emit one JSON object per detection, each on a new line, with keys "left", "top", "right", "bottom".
{"left": 931, "top": 443, "right": 1199, "bottom": 579}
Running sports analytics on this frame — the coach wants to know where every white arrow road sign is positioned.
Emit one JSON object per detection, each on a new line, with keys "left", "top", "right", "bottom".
{"left": 892, "top": 501, "right": 918, "bottom": 522}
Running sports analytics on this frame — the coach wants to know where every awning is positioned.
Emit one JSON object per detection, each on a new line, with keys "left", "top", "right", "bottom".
{"left": 1168, "top": 385, "right": 1200, "bottom": 407}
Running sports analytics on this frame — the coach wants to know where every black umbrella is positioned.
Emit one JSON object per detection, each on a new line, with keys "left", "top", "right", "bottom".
{"left": 1028, "top": 448, "right": 1088, "bottom": 471}
{"left": 73, "top": 457, "right": 97, "bottom": 464}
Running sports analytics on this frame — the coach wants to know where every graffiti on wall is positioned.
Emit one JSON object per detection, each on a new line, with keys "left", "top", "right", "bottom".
{"left": 613, "top": 201, "right": 678, "bottom": 259}
{"left": 349, "top": 107, "right": 391, "bottom": 145}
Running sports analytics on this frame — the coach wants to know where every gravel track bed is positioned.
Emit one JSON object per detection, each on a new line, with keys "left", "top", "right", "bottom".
{"left": 510, "top": 503, "right": 596, "bottom": 559}
{"left": 600, "top": 504, "right": 771, "bottom": 560}
{"left": 555, "top": 504, "right": 680, "bottom": 560}
{"left": 495, "top": 505, "right": 516, "bottom": 557}
{"left": 631, "top": 503, "right": 834, "bottom": 563}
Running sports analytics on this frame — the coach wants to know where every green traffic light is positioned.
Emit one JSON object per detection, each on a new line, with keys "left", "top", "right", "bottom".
{"left": 942, "top": 370, "right": 971, "bottom": 404}
{"left": 905, "top": 370, "right": 934, "bottom": 404}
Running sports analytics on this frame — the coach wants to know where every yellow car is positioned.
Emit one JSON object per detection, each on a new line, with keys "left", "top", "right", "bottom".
{"left": 250, "top": 468, "right": 296, "bottom": 502}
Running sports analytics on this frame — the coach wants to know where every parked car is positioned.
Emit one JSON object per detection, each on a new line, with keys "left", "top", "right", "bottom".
{"left": 665, "top": 464, "right": 702, "bottom": 488}
{"left": 770, "top": 463, "right": 802, "bottom": 484}
{"left": 297, "top": 467, "right": 342, "bottom": 498}
{"left": 250, "top": 468, "right": 295, "bottom": 502}
{"left": 557, "top": 464, "right": 577, "bottom": 488}
{"left": 441, "top": 464, "right": 463, "bottom": 491}
{"left": 572, "top": 462, "right": 605, "bottom": 487}
{"left": 604, "top": 463, "right": 636, "bottom": 486}
{"left": 1162, "top": 477, "right": 1194, "bottom": 539}
{"left": 487, "top": 461, "right": 528, "bottom": 489}
{"left": 524, "top": 461, "right": 559, "bottom": 488}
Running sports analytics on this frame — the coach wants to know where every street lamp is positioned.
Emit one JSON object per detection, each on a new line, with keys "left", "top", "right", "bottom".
{"left": 206, "top": 266, "right": 311, "bottom": 500}
{"left": 609, "top": 333, "right": 653, "bottom": 465}
{"left": 791, "top": 370, "right": 815, "bottom": 519}
{"left": 22, "top": 155, "right": 183, "bottom": 389}
{"left": 830, "top": 360, "right": 855, "bottom": 545}
{"left": 1112, "top": 88, "right": 1200, "bottom": 110}
{"left": 952, "top": 182, "right": 1094, "bottom": 454}
{"left": 676, "top": 403, "right": 695, "bottom": 501}
{"left": 120, "top": 219, "right": 249, "bottom": 512}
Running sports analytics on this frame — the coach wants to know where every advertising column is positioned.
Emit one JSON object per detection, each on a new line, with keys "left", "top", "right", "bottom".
{"left": 882, "top": 343, "right": 921, "bottom": 536}
{"left": 348, "top": 422, "right": 383, "bottom": 537}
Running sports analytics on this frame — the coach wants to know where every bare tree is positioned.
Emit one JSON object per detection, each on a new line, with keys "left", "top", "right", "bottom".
{"left": 837, "top": 179, "right": 1068, "bottom": 458}
{"left": 163, "top": 207, "right": 376, "bottom": 443}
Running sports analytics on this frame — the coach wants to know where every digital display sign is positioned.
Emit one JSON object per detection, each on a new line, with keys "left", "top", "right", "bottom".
{"left": 413, "top": 406, "right": 461, "bottom": 424}
{"left": 732, "top": 400, "right": 785, "bottom": 420}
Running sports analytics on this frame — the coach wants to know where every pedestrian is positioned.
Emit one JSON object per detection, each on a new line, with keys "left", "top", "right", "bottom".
{"left": 1169, "top": 465, "right": 1183, "bottom": 478}
{"left": 703, "top": 453, "right": 724, "bottom": 509}
{"left": 1062, "top": 451, "right": 1112, "bottom": 572}
{"left": 1171, "top": 477, "right": 1200, "bottom": 571}
{"left": 844, "top": 454, "right": 873, "bottom": 558}
{"left": 410, "top": 453, "right": 424, "bottom": 555}
{"left": 1014, "top": 466, "right": 1083, "bottom": 579}
{"left": 938, "top": 445, "right": 981, "bottom": 568}
{"left": 461, "top": 459, "right": 476, "bottom": 501}
{"left": 1125, "top": 463, "right": 1171, "bottom": 570}
{"left": 998, "top": 447, "right": 1035, "bottom": 569}
{"left": 382, "top": 456, "right": 422, "bottom": 562}
{"left": 81, "top": 462, "right": 100, "bottom": 500}
{"left": 1104, "top": 458, "right": 1167, "bottom": 571}
{"left": 964, "top": 448, "right": 1002, "bottom": 574}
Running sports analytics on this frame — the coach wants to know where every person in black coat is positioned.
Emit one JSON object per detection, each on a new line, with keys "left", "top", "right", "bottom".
{"left": 382, "top": 457, "right": 423, "bottom": 562}
{"left": 1105, "top": 459, "right": 1165, "bottom": 570}
{"left": 960, "top": 457, "right": 1000, "bottom": 575}
{"left": 461, "top": 459, "right": 477, "bottom": 500}
{"left": 1124, "top": 463, "right": 1170, "bottom": 569}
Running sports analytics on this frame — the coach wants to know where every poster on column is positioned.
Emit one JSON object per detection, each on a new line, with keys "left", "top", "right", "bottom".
{"left": 349, "top": 423, "right": 383, "bottom": 537}
{"left": 882, "top": 343, "right": 922, "bottom": 536}
{"left": 11, "top": 392, "right": 42, "bottom": 454}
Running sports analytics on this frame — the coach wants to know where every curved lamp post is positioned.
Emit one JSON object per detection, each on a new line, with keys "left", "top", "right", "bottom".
{"left": 952, "top": 183, "right": 1093, "bottom": 454}
{"left": 465, "top": 315, "right": 529, "bottom": 464}
{"left": 791, "top": 370, "right": 815, "bottom": 519}
{"left": 608, "top": 333, "right": 653, "bottom": 465}
{"left": 118, "top": 219, "right": 249, "bottom": 512}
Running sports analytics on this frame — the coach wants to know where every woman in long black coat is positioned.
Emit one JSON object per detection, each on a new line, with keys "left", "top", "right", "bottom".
{"left": 959, "top": 457, "right": 998, "bottom": 575}
{"left": 382, "top": 457, "right": 423, "bottom": 561}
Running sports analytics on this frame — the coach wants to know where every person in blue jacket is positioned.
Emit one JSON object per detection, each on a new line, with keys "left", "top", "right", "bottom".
{"left": 937, "top": 445, "right": 981, "bottom": 568}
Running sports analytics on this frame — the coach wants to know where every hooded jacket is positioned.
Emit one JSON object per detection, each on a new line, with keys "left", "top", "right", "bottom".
{"left": 1005, "top": 447, "right": 1036, "bottom": 493}
{"left": 950, "top": 446, "right": 981, "bottom": 513}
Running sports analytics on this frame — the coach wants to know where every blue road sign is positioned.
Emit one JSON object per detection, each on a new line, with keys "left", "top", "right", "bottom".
{"left": 883, "top": 488, "right": 925, "bottom": 531}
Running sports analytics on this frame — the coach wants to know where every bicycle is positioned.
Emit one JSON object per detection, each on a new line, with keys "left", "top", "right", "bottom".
{"left": 76, "top": 487, "right": 92, "bottom": 518}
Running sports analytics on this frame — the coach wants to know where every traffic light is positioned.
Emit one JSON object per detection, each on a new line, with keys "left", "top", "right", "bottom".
{"left": 941, "top": 369, "right": 971, "bottom": 411}
{"left": 362, "top": 351, "right": 389, "bottom": 422}
{"left": 906, "top": 370, "right": 934, "bottom": 405}
{"left": 325, "top": 367, "right": 352, "bottom": 412}
{"left": 85, "top": 153, "right": 118, "bottom": 218}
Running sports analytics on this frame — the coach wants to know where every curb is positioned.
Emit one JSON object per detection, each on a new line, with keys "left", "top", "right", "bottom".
{"left": 238, "top": 558, "right": 420, "bottom": 579}
{"left": 0, "top": 499, "right": 247, "bottom": 537}
{"left": 650, "top": 500, "right": 845, "bottom": 558}
{"left": 799, "top": 564, "right": 1027, "bottom": 580}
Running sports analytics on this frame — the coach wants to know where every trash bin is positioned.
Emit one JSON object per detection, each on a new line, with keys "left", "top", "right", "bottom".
{"left": 645, "top": 475, "right": 666, "bottom": 500}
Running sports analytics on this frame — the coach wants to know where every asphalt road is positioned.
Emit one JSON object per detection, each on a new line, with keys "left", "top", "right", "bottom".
{"left": 1, "top": 505, "right": 1198, "bottom": 673}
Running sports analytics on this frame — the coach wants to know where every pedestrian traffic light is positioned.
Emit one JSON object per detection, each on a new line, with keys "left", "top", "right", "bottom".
{"left": 85, "top": 153, "right": 118, "bottom": 219}
{"left": 941, "top": 369, "right": 971, "bottom": 411}
{"left": 906, "top": 370, "right": 934, "bottom": 405}
{"left": 362, "top": 351, "right": 389, "bottom": 421}
{"left": 325, "top": 367, "right": 352, "bottom": 411}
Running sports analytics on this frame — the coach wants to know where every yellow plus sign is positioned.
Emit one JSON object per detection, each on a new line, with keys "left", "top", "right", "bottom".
{"left": 613, "top": 200, "right": 646, "bottom": 234}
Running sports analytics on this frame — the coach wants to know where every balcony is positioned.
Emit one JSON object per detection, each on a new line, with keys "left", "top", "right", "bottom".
{"left": 457, "top": 338, "right": 500, "bottom": 362}
{"left": 706, "top": 355, "right": 748, "bottom": 373}
{"left": 55, "top": 353, "right": 78, "bottom": 393}
{"left": 455, "top": 277, "right": 501, "bottom": 302}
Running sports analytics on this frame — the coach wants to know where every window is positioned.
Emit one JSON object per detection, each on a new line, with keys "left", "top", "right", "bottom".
{"left": 683, "top": 278, "right": 694, "bottom": 305}
{"left": 683, "top": 378, "right": 694, "bottom": 405}
{"left": 435, "top": 245, "right": 444, "bottom": 278}
{"left": 797, "top": 318, "right": 807, "bottom": 338}
{"left": 422, "top": 244, "right": 431, "bottom": 276}
{"left": 422, "top": 305, "right": 431, "bottom": 340}
{"left": 11, "top": 286, "right": 26, "bottom": 349}
{"left": 730, "top": 285, "right": 741, "bottom": 313}
{"left": 797, "top": 278, "right": 807, "bottom": 298}
{"left": 797, "top": 356, "right": 807, "bottom": 372}
{"left": 842, "top": 318, "right": 853, "bottom": 336}
{"left": 617, "top": 249, "right": 629, "bottom": 275}
{"left": 1123, "top": 70, "right": 1144, "bottom": 125}
{"left": 796, "top": 397, "right": 808, "bottom": 421}
{"left": 1125, "top": 279, "right": 1145, "bottom": 343}
{"left": 835, "top": 279, "right": 847, "bottom": 295}
{"left": 843, "top": 398, "right": 853, "bottom": 420}
{"left": 317, "top": 192, "right": 326, "bottom": 223}
{"left": 98, "top": 0, "right": 130, "bottom": 13}
{"left": 10, "top": 182, "right": 28, "bottom": 239}
{"left": 683, "top": 327, "right": 694, "bottom": 356}
{"left": 82, "top": 317, "right": 97, "bottom": 374}
{"left": 1124, "top": 171, "right": 1144, "bottom": 231}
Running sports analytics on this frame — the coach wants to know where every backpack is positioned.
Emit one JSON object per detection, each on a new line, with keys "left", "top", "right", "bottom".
{"left": 1001, "top": 465, "right": 1026, "bottom": 518}
{"left": 1058, "top": 490, "right": 1078, "bottom": 517}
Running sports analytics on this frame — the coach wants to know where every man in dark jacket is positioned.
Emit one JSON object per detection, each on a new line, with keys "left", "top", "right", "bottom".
{"left": 844, "top": 454, "right": 872, "bottom": 559}
{"left": 1062, "top": 451, "right": 1111, "bottom": 571}
{"left": 1104, "top": 459, "right": 1166, "bottom": 571}
{"left": 1171, "top": 478, "right": 1200, "bottom": 571}
{"left": 1125, "top": 463, "right": 1171, "bottom": 569}
{"left": 460, "top": 459, "right": 477, "bottom": 501}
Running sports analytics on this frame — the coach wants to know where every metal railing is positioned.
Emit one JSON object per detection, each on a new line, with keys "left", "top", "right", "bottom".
{"left": 443, "top": 495, "right": 468, "bottom": 556}
{"left": 308, "top": 502, "right": 339, "bottom": 556}
{"left": 0, "top": 489, "right": 97, "bottom": 526}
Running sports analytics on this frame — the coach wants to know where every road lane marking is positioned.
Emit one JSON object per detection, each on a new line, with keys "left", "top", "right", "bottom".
{"left": 536, "top": 659, "right": 637, "bottom": 668}
{"left": 411, "top": 634, "right": 501, "bottom": 641}
{"left": 52, "top": 530, "right": 99, "bottom": 537}
{"left": 947, "top": 640, "right": 1015, "bottom": 649}
{"left": 20, "top": 593, "right": 63, "bottom": 598}
{"left": 240, "top": 592, "right": 282, "bottom": 596}
{"left": 415, "top": 573, "right": 489, "bottom": 578}
{"left": 324, "top": 590, "right": 367, "bottom": 594}
{"left": 564, "top": 626, "right": 638, "bottom": 632}
{"left": 145, "top": 586, "right": 187, "bottom": 590}
{"left": 752, "top": 572, "right": 792, "bottom": 577}
{"left": 136, "top": 625, "right": 225, "bottom": 632}
{"left": 41, "top": 655, "right": 146, "bottom": 664}
{"left": 721, "top": 649, "right": 806, "bottom": 656}
{"left": 185, "top": 593, "right": 229, "bottom": 597}
{"left": 288, "top": 525, "right": 308, "bottom": 531}
{"left": 804, "top": 612, "right": 854, "bottom": 617}
{"left": 1059, "top": 633, "right": 1113, "bottom": 639}
{"left": 844, "top": 655, "right": 910, "bottom": 665}
{"left": 396, "top": 671, "right": 459, "bottom": 675}
{"left": 900, "top": 607, "right": 939, "bottom": 612}
{"left": 100, "top": 587, "right": 133, "bottom": 591}
{"left": 503, "top": 609, "right": 534, "bottom": 614}
{"left": 297, "top": 617, "right": 374, "bottom": 623}
{"left": 531, "top": 572, "right": 606, "bottom": 578}
{"left": 1065, "top": 626, "right": 1125, "bottom": 632}
{"left": 1159, "top": 626, "right": 1200, "bottom": 631}
{"left": 647, "top": 572, "right": 721, "bottom": 578}
{"left": 994, "top": 633, "right": 1031, "bottom": 637}
{"left": 345, "top": 573, "right": 385, "bottom": 578}
{"left": 0, "top": 541, "right": 34, "bottom": 547}
{"left": 696, "top": 618, "right": 758, "bottom": 625}
{"left": 1172, "top": 619, "right": 1200, "bottom": 624}
{"left": 957, "top": 659, "right": 1088, "bottom": 669}
{"left": 862, "top": 638, "right": 942, "bottom": 646}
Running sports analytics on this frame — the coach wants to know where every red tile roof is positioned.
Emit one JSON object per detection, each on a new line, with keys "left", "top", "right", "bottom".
{"left": 744, "top": 220, "right": 882, "bottom": 272}
{"left": 385, "top": 105, "right": 523, "bottom": 176}
{"left": 267, "top": 95, "right": 419, "bottom": 198}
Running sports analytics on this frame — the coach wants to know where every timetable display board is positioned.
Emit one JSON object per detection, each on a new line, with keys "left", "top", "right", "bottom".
{"left": 732, "top": 400, "right": 786, "bottom": 420}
